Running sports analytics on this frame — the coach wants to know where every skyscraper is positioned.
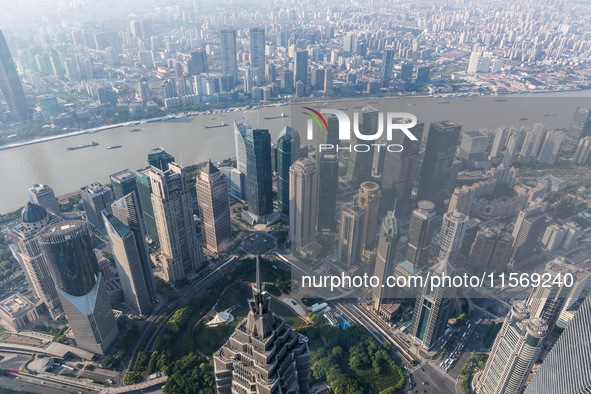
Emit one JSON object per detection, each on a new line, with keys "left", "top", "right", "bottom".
{"left": 511, "top": 204, "right": 547, "bottom": 265}
{"left": 417, "top": 120, "right": 462, "bottom": 211}
{"left": 28, "top": 184, "right": 60, "bottom": 216}
{"left": 135, "top": 168, "right": 158, "bottom": 243}
{"left": 490, "top": 126, "right": 508, "bottom": 159}
{"left": 103, "top": 192, "right": 156, "bottom": 315}
{"left": 337, "top": 202, "right": 366, "bottom": 268}
{"left": 0, "top": 30, "right": 28, "bottom": 120}
{"left": 214, "top": 257, "right": 310, "bottom": 393}
{"left": 9, "top": 203, "right": 63, "bottom": 319}
{"left": 294, "top": 49, "right": 308, "bottom": 85}
{"left": 524, "top": 295, "right": 591, "bottom": 394}
{"left": 220, "top": 27, "right": 238, "bottom": 80}
{"left": 149, "top": 163, "right": 203, "bottom": 282}
{"left": 380, "top": 48, "right": 395, "bottom": 88}
{"left": 372, "top": 211, "right": 399, "bottom": 312}
{"left": 502, "top": 127, "right": 524, "bottom": 167}
{"left": 526, "top": 260, "right": 589, "bottom": 336}
{"left": 316, "top": 150, "right": 339, "bottom": 233}
{"left": 381, "top": 122, "right": 424, "bottom": 216}
{"left": 564, "top": 106, "right": 591, "bottom": 151}
{"left": 196, "top": 160, "right": 233, "bottom": 254}
{"left": 473, "top": 301, "right": 547, "bottom": 394}
{"left": 277, "top": 126, "right": 301, "bottom": 215}
{"left": 438, "top": 211, "right": 468, "bottom": 264}
{"left": 233, "top": 118, "right": 251, "bottom": 176}
{"left": 80, "top": 182, "right": 113, "bottom": 233}
{"left": 147, "top": 147, "right": 175, "bottom": 171}
{"left": 250, "top": 27, "right": 265, "bottom": 85}
{"left": 316, "top": 113, "right": 340, "bottom": 151}
{"left": 188, "top": 49, "right": 207, "bottom": 76}
{"left": 110, "top": 169, "right": 138, "bottom": 201}
{"left": 537, "top": 130, "right": 564, "bottom": 165}
{"left": 289, "top": 157, "right": 318, "bottom": 251}
{"left": 356, "top": 181, "right": 381, "bottom": 254}
{"left": 403, "top": 201, "right": 437, "bottom": 273}
{"left": 468, "top": 227, "right": 513, "bottom": 271}
{"left": 245, "top": 129, "right": 273, "bottom": 224}
{"left": 38, "top": 220, "right": 119, "bottom": 354}
{"left": 409, "top": 263, "right": 454, "bottom": 350}
{"left": 345, "top": 106, "right": 379, "bottom": 187}
{"left": 573, "top": 135, "right": 591, "bottom": 164}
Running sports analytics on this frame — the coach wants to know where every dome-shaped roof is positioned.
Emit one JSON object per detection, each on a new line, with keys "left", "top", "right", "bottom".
{"left": 21, "top": 202, "right": 48, "bottom": 223}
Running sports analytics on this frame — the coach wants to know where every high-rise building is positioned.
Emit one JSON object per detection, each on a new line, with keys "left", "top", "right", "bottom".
{"left": 490, "top": 126, "right": 508, "bottom": 159}
{"left": 400, "top": 62, "right": 414, "bottom": 81}
{"left": 245, "top": 129, "right": 273, "bottom": 224}
{"left": 417, "top": 120, "right": 462, "bottom": 211}
{"left": 110, "top": 169, "right": 139, "bottom": 202}
{"left": 28, "top": 184, "right": 60, "bottom": 216}
{"left": 530, "top": 123, "right": 548, "bottom": 157}
{"left": 147, "top": 147, "right": 175, "bottom": 171}
{"left": 188, "top": 49, "right": 207, "bottom": 76}
{"left": 277, "top": 126, "right": 301, "bottom": 215}
{"left": 564, "top": 106, "right": 591, "bottom": 151}
{"left": 135, "top": 168, "right": 158, "bottom": 243}
{"left": 0, "top": 30, "right": 28, "bottom": 120}
{"left": 316, "top": 151, "right": 339, "bottom": 233}
{"left": 196, "top": 160, "right": 233, "bottom": 254}
{"left": 37, "top": 94, "right": 60, "bottom": 122}
{"left": 149, "top": 163, "right": 203, "bottom": 282}
{"left": 459, "top": 130, "right": 489, "bottom": 167}
{"left": 38, "top": 221, "right": 119, "bottom": 355}
{"left": 289, "top": 158, "right": 318, "bottom": 251}
{"left": 573, "top": 135, "right": 591, "bottom": 164}
{"left": 502, "top": 127, "right": 524, "bottom": 168}
{"left": 250, "top": 27, "right": 265, "bottom": 85}
{"left": 409, "top": 263, "right": 454, "bottom": 350}
{"left": 233, "top": 118, "right": 251, "bottom": 176}
{"left": 337, "top": 202, "right": 367, "bottom": 268}
{"left": 438, "top": 211, "right": 468, "bottom": 264}
{"left": 294, "top": 49, "right": 308, "bottom": 85}
{"left": 524, "top": 295, "right": 591, "bottom": 394}
{"left": 356, "top": 181, "right": 381, "bottom": 254}
{"left": 468, "top": 226, "right": 513, "bottom": 272}
{"left": 527, "top": 260, "right": 589, "bottom": 335}
{"left": 345, "top": 106, "right": 379, "bottom": 187}
{"left": 80, "top": 182, "right": 113, "bottom": 233}
{"left": 511, "top": 204, "right": 547, "bottom": 265}
{"left": 103, "top": 197, "right": 155, "bottom": 315}
{"left": 372, "top": 211, "right": 399, "bottom": 312}
{"left": 473, "top": 301, "right": 547, "bottom": 394}
{"left": 537, "top": 130, "right": 564, "bottom": 165}
{"left": 108, "top": 191, "right": 156, "bottom": 307}
{"left": 214, "top": 256, "right": 310, "bottom": 392}
{"left": 316, "top": 113, "right": 340, "bottom": 151}
{"left": 220, "top": 27, "right": 238, "bottom": 80}
{"left": 9, "top": 203, "right": 63, "bottom": 319}
{"left": 448, "top": 186, "right": 473, "bottom": 216}
{"left": 380, "top": 48, "right": 395, "bottom": 88}
{"left": 403, "top": 201, "right": 437, "bottom": 272}
{"left": 467, "top": 51, "right": 481, "bottom": 74}
{"left": 381, "top": 122, "right": 424, "bottom": 216}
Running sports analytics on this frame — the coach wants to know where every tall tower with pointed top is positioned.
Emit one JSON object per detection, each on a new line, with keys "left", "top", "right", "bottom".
{"left": 214, "top": 256, "right": 310, "bottom": 393}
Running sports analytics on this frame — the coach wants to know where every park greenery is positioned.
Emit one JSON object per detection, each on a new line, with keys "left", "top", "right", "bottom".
{"left": 0, "top": 235, "right": 19, "bottom": 282}
{"left": 300, "top": 320, "right": 407, "bottom": 394}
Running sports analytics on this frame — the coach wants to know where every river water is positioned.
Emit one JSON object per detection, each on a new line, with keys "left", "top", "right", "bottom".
{"left": 1, "top": 92, "right": 590, "bottom": 214}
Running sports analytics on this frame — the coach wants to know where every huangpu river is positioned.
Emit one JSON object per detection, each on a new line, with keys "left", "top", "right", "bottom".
{"left": 1, "top": 92, "right": 590, "bottom": 214}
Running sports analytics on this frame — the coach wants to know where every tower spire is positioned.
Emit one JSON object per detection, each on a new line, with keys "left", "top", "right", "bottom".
{"left": 256, "top": 254, "right": 262, "bottom": 291}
